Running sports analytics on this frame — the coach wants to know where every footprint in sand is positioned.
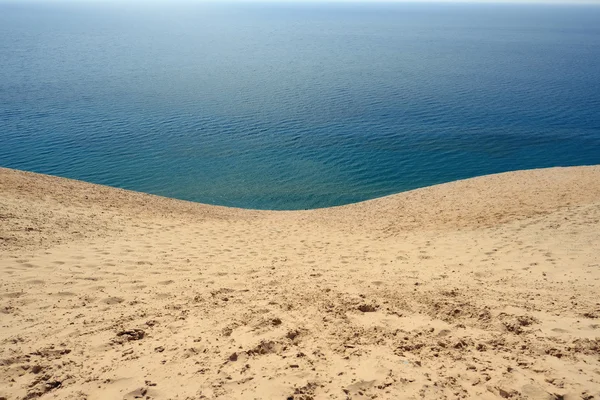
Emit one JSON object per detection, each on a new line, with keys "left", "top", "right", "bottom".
{"left": 55, "top": 291, "right": 76, "bottom": 297}
{"left": 2, "top": 292, "right": 25, "bottom": 299}
{"left": 123, "top": 387, "right": 160, "bottom": 400}
{"left": 102, "top": 296, "right": 125, "bottom": 305}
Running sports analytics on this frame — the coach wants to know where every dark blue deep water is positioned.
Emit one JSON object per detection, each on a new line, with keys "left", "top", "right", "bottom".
{"left": 1, "top": 2, "right": 599, "bottom": 209}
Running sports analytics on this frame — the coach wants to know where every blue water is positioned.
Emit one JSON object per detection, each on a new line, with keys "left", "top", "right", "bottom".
{"left": 1, "top": 2, "right": 599, "bottom": 210}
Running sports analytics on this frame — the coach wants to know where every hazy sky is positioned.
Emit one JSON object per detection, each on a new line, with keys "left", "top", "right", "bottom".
{"left": 2, "top": 0, "right": 600, "bottom": 3}
{"left": 2, "top": 0, "right": 600, "bottom": 4}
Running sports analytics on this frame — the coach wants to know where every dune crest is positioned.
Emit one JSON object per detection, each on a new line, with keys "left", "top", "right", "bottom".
{"left": 1, "top": 166, "right": 600, "bottom": 399}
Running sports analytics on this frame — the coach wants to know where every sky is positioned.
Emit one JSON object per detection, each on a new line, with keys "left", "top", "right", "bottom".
{"left": 1, "top": 0, "right": 599, "bottom": 4}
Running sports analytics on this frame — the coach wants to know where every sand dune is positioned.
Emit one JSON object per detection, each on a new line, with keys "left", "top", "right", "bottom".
{"left": 1, "top": 166, "right": 600, "bottom": 400}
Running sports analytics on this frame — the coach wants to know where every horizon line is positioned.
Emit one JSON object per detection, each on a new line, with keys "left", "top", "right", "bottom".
{"left": 2, "top": 0, "right": 600, "bottom": 5}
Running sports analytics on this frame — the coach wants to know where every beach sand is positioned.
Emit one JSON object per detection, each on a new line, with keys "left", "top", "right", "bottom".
{"left": 1, "top": 165, "right": 600, "bottom": 399}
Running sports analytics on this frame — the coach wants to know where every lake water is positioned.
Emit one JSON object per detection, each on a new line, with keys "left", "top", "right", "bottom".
{"left": 1, "top": 2, "right": 599, "bottom": 209}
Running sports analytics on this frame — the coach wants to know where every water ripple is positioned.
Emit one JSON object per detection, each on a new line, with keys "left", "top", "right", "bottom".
{"left": 1, "top": 3, "right": 600, "bottom": 209}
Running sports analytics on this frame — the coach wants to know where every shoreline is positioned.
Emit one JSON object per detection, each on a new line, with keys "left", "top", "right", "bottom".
{"left": 2, "top": 164, "right": 600, "bottom": 211}
{"left": 1, "top": 165, "right": 600, "bottom": 399}
{"left": 1, "top": 164, "right": 599, "bottom": 215}
{"left": 2, "top": 164, "right": 600, "bottom": 250}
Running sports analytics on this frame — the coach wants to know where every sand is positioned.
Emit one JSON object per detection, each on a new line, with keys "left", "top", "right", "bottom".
{"left": 1, "top": 165, "right": 600, "bottom": 400}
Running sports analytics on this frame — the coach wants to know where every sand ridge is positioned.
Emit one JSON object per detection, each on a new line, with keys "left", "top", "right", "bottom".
{"left": 1, "top": 166, "right": 600, "bottom": 399}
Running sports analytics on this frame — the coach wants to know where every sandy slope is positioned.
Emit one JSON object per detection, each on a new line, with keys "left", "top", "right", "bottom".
{"left": 1, "top": 166, "right": 600, "bottom": 400}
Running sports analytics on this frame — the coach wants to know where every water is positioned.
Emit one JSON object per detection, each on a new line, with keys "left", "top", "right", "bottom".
{"left": 1, "top": 2, "right": 599, "bottom": 210}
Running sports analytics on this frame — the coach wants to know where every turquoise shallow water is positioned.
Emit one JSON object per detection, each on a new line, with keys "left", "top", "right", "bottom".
{"left": 1, "top": 2, "right": 599, "bottom": 209}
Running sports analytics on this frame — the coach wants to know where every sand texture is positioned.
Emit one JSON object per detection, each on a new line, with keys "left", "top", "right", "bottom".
{"left": 1, "top": 165, "right": 600, "bottom": 400}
